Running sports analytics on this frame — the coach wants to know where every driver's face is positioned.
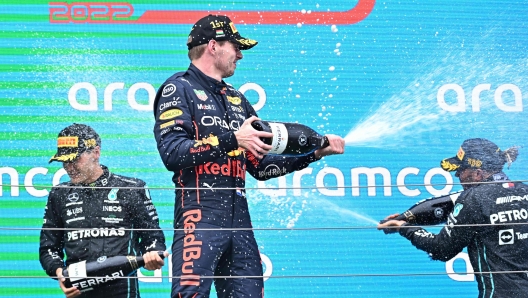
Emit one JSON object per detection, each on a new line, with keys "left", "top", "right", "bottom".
{"left": 456, "top": 167, "right": 481, "bottom": 190}
{"left": 214, "top": 41, "right": 243, "bottom": 78}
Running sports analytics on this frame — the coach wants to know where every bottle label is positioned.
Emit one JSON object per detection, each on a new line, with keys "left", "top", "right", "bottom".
{"left": 268, "top": 123, "right": 288, "bottom": 154}
{"left": 68, "top": 260, "right": 87, "bottom": 282}
{"left": 449, "top": 192, "right": 462, "bottom": 203}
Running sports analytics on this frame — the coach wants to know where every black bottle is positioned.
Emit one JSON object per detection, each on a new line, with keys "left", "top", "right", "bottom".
{"left": 62, "top": 251, "right": 165, "bottom": 291}
{"left": 380, "top": 191, "right": 462, "bottom": 234}
{"left": 251, "top": 120, "right": 329, "bottom": 155}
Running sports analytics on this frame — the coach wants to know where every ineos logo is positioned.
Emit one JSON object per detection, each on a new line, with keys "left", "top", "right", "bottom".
{"left": 103, "top": 206, "right": 122, "bottom": 212}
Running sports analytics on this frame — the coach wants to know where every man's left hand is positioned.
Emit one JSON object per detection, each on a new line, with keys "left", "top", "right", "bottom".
{"left": 314, "top": 134, "right": 345, "bottom": 159}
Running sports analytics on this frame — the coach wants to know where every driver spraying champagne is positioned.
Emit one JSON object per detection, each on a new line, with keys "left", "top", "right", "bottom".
{"left": 152, "top": 14, "right": 346, "bottom": 298}
{"left": 378, "top": 138, "right": 527, "bottom": 297}
{"left": 379, "top": 191, "right": 462, "bottom": 234}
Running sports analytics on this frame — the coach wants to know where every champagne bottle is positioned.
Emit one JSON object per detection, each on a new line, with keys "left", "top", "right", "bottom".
{"left": 251, "top": 120, "right": 329, "bottom": 155}
{"left": 380, "top": 191, "right": 462, "bottom": 234}
{"left": 62, "top": 251, "right": 165, "bottom": 291}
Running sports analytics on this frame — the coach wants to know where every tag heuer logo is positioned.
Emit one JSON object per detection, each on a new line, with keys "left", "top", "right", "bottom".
{"left": 194, "top": 89, "right": 208, "bottom": 101}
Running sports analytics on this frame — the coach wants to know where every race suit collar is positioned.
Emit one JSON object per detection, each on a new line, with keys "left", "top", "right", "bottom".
{"left": 485, "top": 171, "right": 509, "bottom": 182}
{"left": 463, "top": 171, "right": 509, "bottom": 190}
{"left": 187, "top": 63, "right": 228, "bottom": 95}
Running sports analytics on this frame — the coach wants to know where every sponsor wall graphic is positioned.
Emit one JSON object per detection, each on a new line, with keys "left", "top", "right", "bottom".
{"left": 1, "top": 0, "right": 527, "bottom": 297}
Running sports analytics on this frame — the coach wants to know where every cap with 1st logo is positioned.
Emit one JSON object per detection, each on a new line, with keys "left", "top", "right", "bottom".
{"left": 186, "top": 15, "right": 258, "bottom": 50}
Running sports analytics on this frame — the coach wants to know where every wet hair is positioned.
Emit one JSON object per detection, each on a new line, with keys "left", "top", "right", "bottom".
{"left": 502, "top": 146, "right": 520, "bottom": 169}
{"left": 488, "top": 146, "right": 520, "bottom": 172}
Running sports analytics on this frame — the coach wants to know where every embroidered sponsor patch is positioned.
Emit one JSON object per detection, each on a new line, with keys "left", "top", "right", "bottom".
{"left": 58, "top": 136, "right": 78, "bottom": 148}
{"left": 159, "top": 109, "right": 183, "bottom": 120}
{"left": 162, "top": 84, "right": 177, "bottom": 97}
{"left": 160, "top": 120, "right": 175, "bottom": 129}
{"left": 194, "top": 89, "right": 208, "bottom": 101}
{"left": 227, "top": 96, "right": 241, "bottom": 105}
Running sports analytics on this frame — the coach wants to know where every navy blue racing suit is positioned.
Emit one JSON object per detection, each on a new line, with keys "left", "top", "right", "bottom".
{"left": 153, "top": 64, "right": 319, "bottom": 298}
{"left": 399, "top": 173, "right": 528, "bottom": 298}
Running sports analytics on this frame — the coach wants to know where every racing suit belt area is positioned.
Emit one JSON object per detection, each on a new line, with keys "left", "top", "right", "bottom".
{"left": 39, "top": 165, "right": 166, "bottom": 298}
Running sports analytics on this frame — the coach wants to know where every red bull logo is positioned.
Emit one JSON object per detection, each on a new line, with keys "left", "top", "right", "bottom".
{"left": 180, "top": 209, "right": 202, "bottom": 286}
{"left": 197, "top": 159, "right": 246, "bottom": 179}
{"left": 227, "top": 96, "right": 241, "bottom": 105}
{"left": 194, "top": 134, "right": 219, "bottom": 147}
{"left": 227, "top": 147, "right": 245, "bottom": 157}
{"left": 190, "top": 145, "right": 210, "bottom": 154}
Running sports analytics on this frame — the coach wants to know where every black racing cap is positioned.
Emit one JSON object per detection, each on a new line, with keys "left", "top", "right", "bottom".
{"left": 49, "top": 123, "right": 101, "bottom": 163}
{"left": 440, "top": 138, "right": 505, "bottom": 172}
{"left": 186, "top": 15, "right": 258, "bottom": 50}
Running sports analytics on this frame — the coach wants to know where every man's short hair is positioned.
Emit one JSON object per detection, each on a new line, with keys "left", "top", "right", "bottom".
{"left": 187, "top": 41, "right": 227, "bottom": 61}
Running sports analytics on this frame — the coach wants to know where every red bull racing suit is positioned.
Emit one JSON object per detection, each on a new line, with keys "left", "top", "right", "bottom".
{"left": 39, "top": 166, "right": 166, "bottom": 298}
{"left": 153, "top": 64, "right": 319, "bottom": 298}
{"left": 399, "top": 173, "right": 528, "bottom": 298}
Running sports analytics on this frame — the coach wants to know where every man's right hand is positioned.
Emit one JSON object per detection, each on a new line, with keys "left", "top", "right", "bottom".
{"left": 234, "top": 116, "right": 273, "bottom": 159}
{"left": 56, "top": 267, "right": 81, "bottom": 297}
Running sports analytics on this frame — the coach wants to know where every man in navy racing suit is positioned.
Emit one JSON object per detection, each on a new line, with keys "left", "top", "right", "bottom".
{"left": 39, "top": 123, "right": 167, "bottom": 298}
{"left": 378, "top": 138, "right": 528, "bottom": 298}
{"left": 153, "top": 15, "right": 345, "bottom": 298}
